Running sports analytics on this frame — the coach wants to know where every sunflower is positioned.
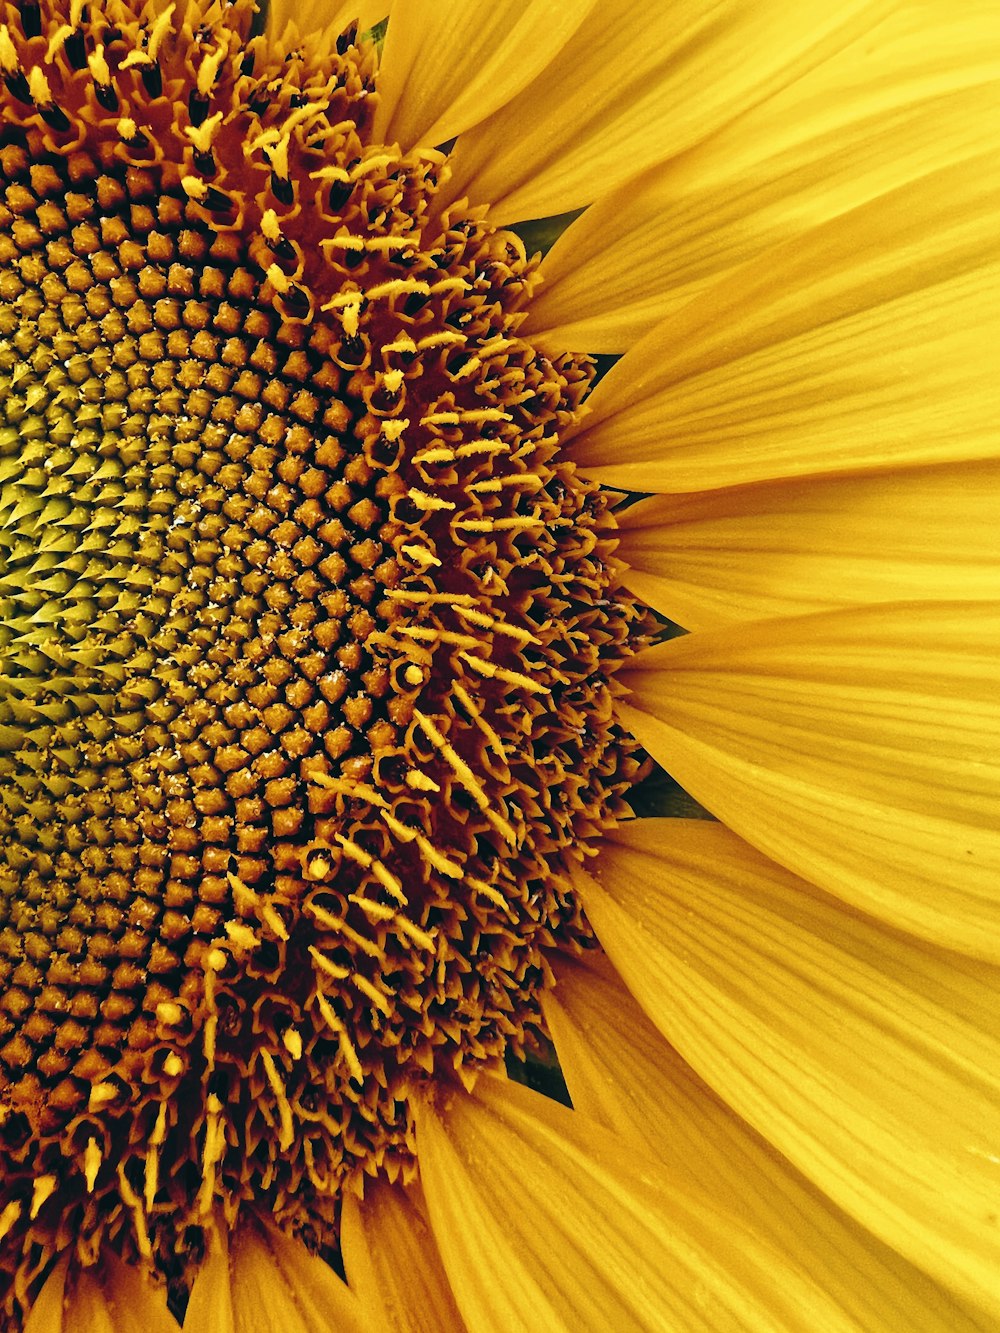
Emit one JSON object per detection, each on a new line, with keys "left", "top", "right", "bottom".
{"left": 1, "top": 0, "right": 998, "bottom": 1328}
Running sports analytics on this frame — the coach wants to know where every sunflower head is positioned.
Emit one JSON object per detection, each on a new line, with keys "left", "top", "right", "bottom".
{"left": 4, "top": 0, "right": 998, "bottom": 1328}
{"left": 0, "top": 0, "right": 652, "bottom": 1316}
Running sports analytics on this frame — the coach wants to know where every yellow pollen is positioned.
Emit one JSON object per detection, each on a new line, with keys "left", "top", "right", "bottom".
{"left": 383, "top": 332, "right": 418, "bottom": 355}
{"left": 0, "top": 26, "right": 19, "bottom": 74}
{"left": 261, "top": 208, "right": 282, "bottom": 243}
{"left": 88, "top": 1083, "right": 120, "bottom": 1112}
{"left": 196, "top": 46, "right": 228, "bottom": 96}
{"left": 44, "top": 22, "right": 72, "bottom": 59}
{"left": 308, "top": 947, "right": 351, "bottom": 983}
{"left": 29, "top": 1176, "right": 57, "bottom": 1221}
{"left": 224, "top": 920, "right": 261, "bottom": 951}
{"left": 468, "top": 875, "right": 518, "bottom": 920}
{"left": 118, "top": 1168, "right": 153, "bottom": 1259}
{"left": 394, "top": 914, "right": 436, "bottom": 952}
{"left": 468, "top": 475, "right": 543, "bottom": 494}
{"left": 456, "top": 439, "right": 510, "bottom": 459}
{"left": 181, "top": 175, "right": 210, "bottom": 202}
{"left": 0, "top": 1202, "right": 22, "bottom": 1242}
{"left": 198, "top": 1097, "right": 228, "bottom": 1216}
{"left": 414, "top": 709, "right": 492, "bottom": 814}
{"left": 453, "top": 605, "right": 542, "bottom": 645}
{"left": 366, "top": 278, "right": 431, "bottom": 302}
{"left": 185, "top": 110, "right": 225, "bottom": 155}
{"left": 413, "top": 446, "right": 456, "bottom": 465}
{"left": 266, "top": 262, "right": 292, "bottom": 294}
{"left": 411, "top": 831, "right": 464, "bottom": 879}
{"left": 340, "top": 297, "right": 362, "bottom": 339}
{"left": 314, "top": 991, "right": 364, "bottom": 1084}
{"left": 119, "top": 48, "right": 153, "bottom": 69}
{"left": 418, "top": 330, "right": 466, "bottom": 350}
{"left": 206, "top": 948, "right": 228, "bottom": 974}
{"left": 350, "top": 153, "right": 397, "bottom": 179}
{"left": 87, "top": 43, "right": 111, "bottom": 85}
{"left": 452, "top": 682, "right": 510, "bottom": 761}
{"left": 388, "top": 590, "right": 477, "bottom": 605}
{"left": 282, "top": 100, "right": 331, "bottom": 135}
{"left": 453, "top": 515, "right": 546, "bottom": 533}
{"left": 263, "top": 133, "right": 291, "bottom": 180}
{"left": 254, "top": 906, "right": 281, "bottom": 944}
{"left": 144, "top": 1148, "right": 160, "bottom": 1213}
{"left": 350, "top": 896, "right": 395, "bottom": 923}
{"left": 352, "top": 973, "right": 393, "bottom": 1016}
{"left": 381, "top": 417, "right": 409, "bottom": 441}
{"left": 406, "top": 489, "right": 455, "bottom": 513}
{"left": 147, "top": 4, "right": 175, "bottom": 58}
{"left": 260, "top": 1051, "right": 295, "bottom": 1150}
{"left": 83, "top": 1140, "right": 103, "bottom": 1193}
{"left": 27, "top": 65, "right": 52, "bottom": 105}
{"left": 151, "top": 1104, "right": 170, "bottom": 1148}
{"left": 336, "top": 918, "right": 385, "bottom": 959}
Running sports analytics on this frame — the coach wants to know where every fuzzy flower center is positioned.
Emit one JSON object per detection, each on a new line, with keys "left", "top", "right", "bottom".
{"left": 0, "top": 0, "right": 644, "bottom": 1310}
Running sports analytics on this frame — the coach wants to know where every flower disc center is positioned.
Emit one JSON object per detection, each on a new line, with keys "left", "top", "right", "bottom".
{"left": 0, "top": 0, "right": 644, "bottom": 1296}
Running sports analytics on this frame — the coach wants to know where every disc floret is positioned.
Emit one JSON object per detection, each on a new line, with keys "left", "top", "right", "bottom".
{"left": 0, "top": 1, "right": 645, "bottom": 1318}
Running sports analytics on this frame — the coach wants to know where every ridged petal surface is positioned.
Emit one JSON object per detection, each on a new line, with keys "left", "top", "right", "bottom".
{"left": 616, "top": 460, "right": 1000, "bottom": 630}
{"left": 617, "top": 601, "right": 1000, "bottom": 959}
{"left": 577, "top": 821, "right": 1000, "bottom": 1318}
{"left": 544, "top": 949, "right": 993, "bottom": 1332}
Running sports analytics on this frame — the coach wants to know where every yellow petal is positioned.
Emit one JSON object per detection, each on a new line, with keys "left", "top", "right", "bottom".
{"left": 61, "top": 1273, "right": 116, "bottom": 1333}
{"left": 616, "top": 460, "right": 1000, "bottom": 630}
{"left": 24, "top": 1256, "right": 70, "bottom": 1333}
{"left": 569, "top": 157, "right": 1000, "bottom": 491}
{"left": 544, "top": 949, "right": 990, "bottom": 1333}
{"left": 524, "top": 13, "right": 1000, "bottom": 353}
{"left": 372, "top": 0, "right": 598, "bottom": 151}
{"left": 185, "top": 1215, "right": 365, "bottom": 1333}
{"left": 25, "top": 1254, "right": 180, "bottom": 1333}
{"left": 268, "top": 0, "right": 389, "bottom": 46}
{"left": 416, "top": 1074, "right": 873, "bottom": 1332}
{"left": 341, "top": 1181, "right": 466, "bottom": 1331}
{"left": 577, "top": 820, "right": 1000, "bottom": 1319}
{"left": 440, "top": 0, "right": 887, "bottom": 223}
{"left": 617, "top": 601, "right": 1000, "bottom": 959}
{"left": 183, "top": 1223, "right": 235, "bottom": 1333}
{"left": 95, "top": 1257, "right": 180, "bottom": 1333}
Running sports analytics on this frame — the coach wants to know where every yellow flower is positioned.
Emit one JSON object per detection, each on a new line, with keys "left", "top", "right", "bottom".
{"left": 2, "top": 0, "right": 998, "bottom": 1328}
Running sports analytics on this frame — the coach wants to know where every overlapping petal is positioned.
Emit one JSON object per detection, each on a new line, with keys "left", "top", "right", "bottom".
{"left": 371, "top": 0, "right": 597, "bottom": 151}
{"left": 24, "top": 1254, "right": 179, "bottom": 1333}
{"left": 616, "top": 460, "right": 1000, "bottom": 630}
{"left": 617, "top": 601, "right": 1000, "bottom": 958}
{"left": 184, "top": 1216, "right": 364, "bottom": 1333}
{"left": 524, "top": 11, "right": 1000, "bottom": 353}
{"left": 569, "top": 156, "right": 1000, "bottom": 492}
{"left": 341, "top": 1181, "right": 466, "bottom": 1331}
{"left": 439, "top": 0, "right": 887, "bottom": 222}
{"left": 415, "top": 1073, "right": 870, "bottom": 1332}
{"left": 267, "top": 1, "right": 389, "bottom": 53}
{"left": 544, "top": 950, "right": 991, "bottom": 1332}
{"left": 576, "top": 820, "right": 1000, "bottom": 1318}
